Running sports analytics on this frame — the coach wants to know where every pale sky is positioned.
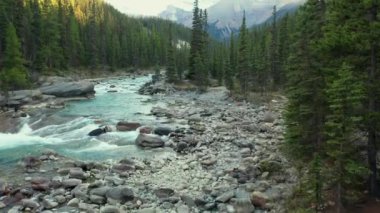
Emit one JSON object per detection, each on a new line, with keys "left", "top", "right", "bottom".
{"left": 105, "top": 0, "right": 219, "bottom": 16}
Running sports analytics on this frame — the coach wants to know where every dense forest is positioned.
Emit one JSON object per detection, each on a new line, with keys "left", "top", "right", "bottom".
{"left": 184, "top": 0, "right": 380, "bottom": 212}
{"left": 0, "top": 0, "right": 379, "bottom": 211}
{"left": 0, "top": 0, "right": 191, "bottom": 90}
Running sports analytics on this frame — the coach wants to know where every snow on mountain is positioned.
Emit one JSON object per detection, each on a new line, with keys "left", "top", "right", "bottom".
{"left": 159, "top": 0, "right": 305, "bottom": 39}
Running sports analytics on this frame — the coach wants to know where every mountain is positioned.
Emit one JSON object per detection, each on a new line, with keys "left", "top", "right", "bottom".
{"left": 159, "top": 0, "right": 305, "bottom": 40}
{"left": 158, "top": 5, "right": 193, "bottom": 27}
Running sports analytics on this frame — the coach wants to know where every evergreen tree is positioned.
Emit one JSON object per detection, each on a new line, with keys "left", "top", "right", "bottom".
{"left": 188, "top": 0, "right": 202, "bottom": 80}
{"left": 321, "top": 0, "right": 380, "bottom": 196}
{"left": 269, "top": 5, "right": 280, "bottom": 89}
{"left": 194, "top": 52, "right": 208, "bottom": 92}
{"left": 0, "top": 23, "right": 28, "bottom": 91}
{"left": 285, "top": 0, "right": 327, "bottom": 209}
{"left": 225, "top": 33, "right": 235, "bottom": 90}
{"left": 167, "top": 24, "right": 176, "bottom": 83}
{"left": 237, "top": 11, "right": 250, "bottom": 98}
{"left": 325, "top": 63, "right": 366, "bottom": 212}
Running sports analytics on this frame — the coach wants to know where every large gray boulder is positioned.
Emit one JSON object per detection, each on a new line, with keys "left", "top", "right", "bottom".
{"left": 2, "top": 90, "right": 43, "bottom": 106}
{"left": 135, "top": 134, "right": 164, "bottom": 148}
{"left": 40, "top": 81, "right": 95, "bottom": 97}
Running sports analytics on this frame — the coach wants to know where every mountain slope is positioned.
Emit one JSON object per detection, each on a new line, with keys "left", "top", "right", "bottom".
{"left": 159, "top": 0, "right": 305, "bottom": 39}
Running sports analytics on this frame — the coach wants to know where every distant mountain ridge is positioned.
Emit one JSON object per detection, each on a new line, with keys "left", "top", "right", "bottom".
{"left": 159, "top": 0, "right": 305, "bottom": 40}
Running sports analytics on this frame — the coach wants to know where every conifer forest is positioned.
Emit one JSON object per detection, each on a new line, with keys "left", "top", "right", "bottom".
{"left": 0, "top": 0, "right": 379, "bottom": 212}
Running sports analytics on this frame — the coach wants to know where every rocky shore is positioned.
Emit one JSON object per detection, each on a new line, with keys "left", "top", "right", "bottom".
{"left": 0, "top": 77, "right": 297, "bottom": 213}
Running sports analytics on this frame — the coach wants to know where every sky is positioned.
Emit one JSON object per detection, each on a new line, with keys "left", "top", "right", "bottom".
{"left": 105, "top": 0, "right": 219, "bottom": 16}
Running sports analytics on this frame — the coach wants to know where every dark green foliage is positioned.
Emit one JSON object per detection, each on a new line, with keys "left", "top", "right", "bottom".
{"left": 166, "top": 24, "right": 177, "bottom": 83}
{"left": 188, "top": 0, "right": 209, "bottom": 90}
{"left": 237, "top": 11, "right": 251, "bottom": 97}
{"left": 0, "top": 23, "right": 29, "bottom": 91}
{"left": 0, "top": 0, "right": 191, "bottom": 74}
{"left": 324, "top": 63, "right": 366, "bottom": 207}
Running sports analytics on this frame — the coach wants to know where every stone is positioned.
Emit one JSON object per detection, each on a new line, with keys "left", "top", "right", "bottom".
{"left": 262, "top": 112, "right": 275, "bottom": 123}
{"left": 40, "top": 81, "right": 95, "bottom": 97}
{"left": 100, "top": 206, "right": 121, "bottom": 213}
{"left": 135, "top": 134, "right": 165, "bottom": 148}
{"left": 180, "top": 195, "right": 196, "bottom": 208}
{"left": 67, "top": 198, "right": 80, "bottom": 207}
{"left": 69, "top": 167, "right": 87, "bottom": 180}
{"left": 136, "top": 208, "right": 156, "bottom": 213}
{"left": 112, "top": 164, "right": 135, "bottom": 172}
{"left": 177, "top": 205, "right": 190, "bottom": 213}
{"left": 90, "top": 194, "right": 106, "bottom": 204}
{"left": 216, "top": 191, "right": 235, "bottom": 203}
{"left": 176, "top": 142, "right": 188, "bottom": 152}
{"left": 105, "top": 187, "right": 134, "bottom": 202}
{"left": 201, "top": 158, "right": 217, "bottom": 166}
{"left": 250, "top": 191, "right": 269, "bottom": 209}
{"left": 21, "top": 199, "right": 40, "bottom": 209}
{"left": 23, "top": 156, "right": 41, "bottom": 169}
{"left": 138, "top": 126, "right": 153, "bottom": 134}
{"left": 153, "top": 127, "right": 173, "bottom": 136}
{"left": 54, "top": 195, "right": 66, "bottom": 204}
{"left": 0, "top": 201, "right": 6, "bottom": 209}
{"left": 42, "top": 198, "right": 58, "bottom": 209}
{"left": 154, "top": 188, "right": 175, "bottom": 199}
{"left": 31, "top": 177, "right": 50, "bottom": 191}
{"left": 205, "top": 202, "right": 217, "bottom": 210}
{"left": 91, "top": 187, "right": 111, "bottom": 197}
{"left": 240, "top": 148, "right": 251, "bottom": 157}
{"left": 62, "top": 179, "right": 82, "bottom": 188}
{"left": 116, "top": 122, "right": 141, "bottom": 131}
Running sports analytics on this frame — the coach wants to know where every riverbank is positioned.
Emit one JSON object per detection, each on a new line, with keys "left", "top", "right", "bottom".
{"left": 0, "top": 76, "right": 297, "bottom": 213}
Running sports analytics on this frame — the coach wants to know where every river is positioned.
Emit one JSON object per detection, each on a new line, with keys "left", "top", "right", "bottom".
{"left": 0, "top": 75, "right": 172, "bottom": 172}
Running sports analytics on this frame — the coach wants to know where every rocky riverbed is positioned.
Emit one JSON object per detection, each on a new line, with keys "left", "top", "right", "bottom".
{"left": 0, "top": 77, "right": 297, "bottom": 213}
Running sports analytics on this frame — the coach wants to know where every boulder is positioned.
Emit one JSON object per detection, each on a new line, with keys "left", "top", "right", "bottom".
{"left": 31, "top": 177, "right": 50, "bottom": 191}
{"left": 40, "top": 81, "right": 95, "bottom": 97}
{"left": 154, "top": 188, "right": 175, "bottom": 199}
{"left": 116, "top": 122, "right": 141, "bottom": 132}
{"left": 262, "top": 112, "right": 275, "bottom": 123}
{"left": 216, "top": 191, "right": 235, "bottom": 203}
{"left": 138, "top": 126, "right": 153, "bottom": 134}
{"left": 100, "top": 206, "right": 121, "bottom": 213}
{"left": 6, "top": 90, "right": 43, "bottom": 105}
{"left": 0, "top": 179, "right": 9, "bottom": 196}
{"left": 21, "top": 199, "right": 40, "bottom": 210}
{"left": 105, "top": 187, "right": 134, "bottom": 202}
{"left": 62, "top": 179, "right": 82, "bottom": 188}
{"left": 135, "top": 134, "right": 164, "bottom": 148}
{"left": 250, "top": 191, "right": 269, "bottom": 209}
{"left": 176, "top": 142, "right": 188, "bottom": 152}
{"left": 69, "top": 168, "right": 88, "bottom": 180}
{"left": 22, "top": 156, "right": 41, "bottom": 169}
{"left": 153, "top": 127, "right": 173, "bottom": 136}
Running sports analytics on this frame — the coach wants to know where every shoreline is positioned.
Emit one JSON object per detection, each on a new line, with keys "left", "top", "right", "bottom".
{"left": 0, "top": 77, "right": 297, "bottom": 213}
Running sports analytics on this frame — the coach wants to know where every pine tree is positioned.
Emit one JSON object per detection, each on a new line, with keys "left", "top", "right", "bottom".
{"left": 285, "top": 0, "right": 327, "bottom": 209}
{"left": 188, "top": 0, "right": 202, "bottom": 80}
{"left": 225, "top": 32, "right": 235, "bottom": 90}
{"left": 325, "top": 63, "right": 366, "bottom": 212}
{"left": 87, "top": 0, "right": 98, "bottom": 68}
{"left": 0, "top": 23, "right": 28, "bottom": 91}
{"left": 278, "top": 14, "right": 289, "bottom": 86}
{"left": 270, "top": 5, "right": 280, "bottom": 89}
{"left": 321, "top": 0, "right": 380, "bottom": 196}
{"left": 194, "top": 52, "right": 208, "bottom": 92}
{"left": 237, "top": 11, "right": 250, "bottom": 98}
{"left": 167, "top": 24, "right": 176, "bottom": 83}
